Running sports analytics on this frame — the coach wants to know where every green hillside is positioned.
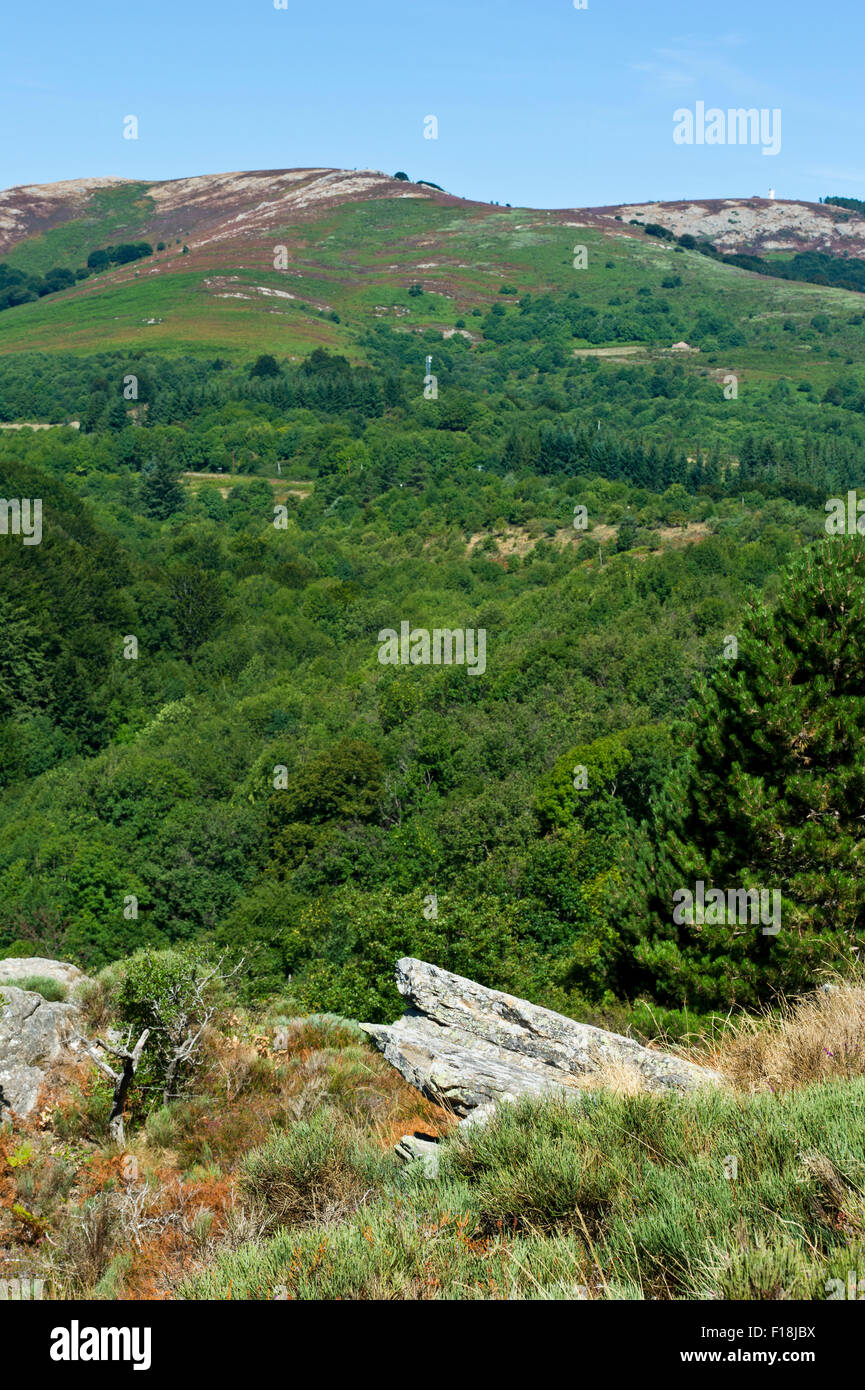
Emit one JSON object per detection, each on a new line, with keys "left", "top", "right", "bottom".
{"left": 2, "top": 187, "right": 865, "bottom": 386}
{"left": 1, "top": 183, "right": 156, "bottom": 278}
{"left": 3, "top": 171, "right": 865, "bottom": 1312}
{"left": 0, "top": 172, "right": 864, "bottom": 1027}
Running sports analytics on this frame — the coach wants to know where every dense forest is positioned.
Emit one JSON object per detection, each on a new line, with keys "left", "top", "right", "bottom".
{"left": 1, "top": 315, "right": 863, "bottom": 1037}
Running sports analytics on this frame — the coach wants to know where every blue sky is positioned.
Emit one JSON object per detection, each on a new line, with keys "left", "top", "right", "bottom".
{"left": 2, "top": 0, "right": 861, "bottom": 207}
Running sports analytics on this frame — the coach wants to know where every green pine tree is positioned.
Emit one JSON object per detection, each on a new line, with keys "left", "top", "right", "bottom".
{"left": 140, "top": 457, "right": 185, "bottom": 520}
{"left": 623, "top": 538, "right": 865, "bottom": 1008}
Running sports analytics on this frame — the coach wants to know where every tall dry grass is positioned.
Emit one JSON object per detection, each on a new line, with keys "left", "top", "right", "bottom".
{"left": 712, "top": 978, "right": 865, "bottom": 1093}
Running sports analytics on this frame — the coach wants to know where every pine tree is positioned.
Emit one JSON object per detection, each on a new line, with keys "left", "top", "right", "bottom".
{"left": 140, "top": 457, "right": 185, "bottom": 520}
{"left": 704, "top": 444, "right": 722, "bottom": 489}
{"left": 622, "top": 538, "right": 865, "bottom": 1008}
{"left": 0, "top": 597, "right": 50, "bottom": 719}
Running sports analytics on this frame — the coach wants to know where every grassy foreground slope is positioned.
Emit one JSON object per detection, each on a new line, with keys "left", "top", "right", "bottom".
{"left": 3, "top": 969, "right": 863, "bottom": 1301}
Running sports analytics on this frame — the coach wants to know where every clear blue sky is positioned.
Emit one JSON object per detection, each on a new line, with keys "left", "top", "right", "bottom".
{"left": 2, "top": 0, "right": 861, "bottom": 207}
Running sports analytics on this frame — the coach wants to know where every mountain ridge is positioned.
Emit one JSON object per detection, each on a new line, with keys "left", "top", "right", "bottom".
{"left": 3, "top": 168, "right": 862, "bottom": 261}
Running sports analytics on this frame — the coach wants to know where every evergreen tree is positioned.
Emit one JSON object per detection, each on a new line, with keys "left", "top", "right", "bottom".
{"left": 0, "top": 597, "right": 50, "bottom": 719}
{"left": 624, "top": 539, "right": 865, "bottom": 1007}
{"left": 704, "top": 444, "right": 722, "bottom": 489}
{"left": 141, "top": 457, "right": 186, "bottom": 520}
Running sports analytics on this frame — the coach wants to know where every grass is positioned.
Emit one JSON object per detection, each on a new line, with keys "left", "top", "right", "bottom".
{"left": 2, "top": 184, "right": 157, "bottom": 278}
{"left": 0, "top": 271, "right": 341, "bottom": 359}
{"left": 182, "top": 1080, "right": 865, "bottom": 1301}
{"left": 717, "top": 979, "right": 865, "bottom": 1091}
{"left": 5, "top": 972, "right": 865, "bottom": 1302}
{"left": 239, "top": 1108, "right": 395, "bottom": 1231}
{"left": 14, "top": 975, "right": 67, "bottom": 1002}
{"left": 177, "top": 981, "right": 865, "bottom": 1301}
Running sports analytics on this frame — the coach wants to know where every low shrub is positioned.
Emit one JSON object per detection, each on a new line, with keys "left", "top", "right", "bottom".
{"left": 239, "top": 1108, "right": 395, "bottom": 1230}
{"left": 186, "top": 1080, "right": 865, "bottom": 1300}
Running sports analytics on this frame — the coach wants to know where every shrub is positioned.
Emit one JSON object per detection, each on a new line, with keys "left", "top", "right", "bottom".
{"left": 239, "top": 1108, "right": 394, "bottom": 1229}
{"left": 145, "top": 1105, "right": 178, "bottom": 1150}
{"left": 76, "top": 970, "right": 119, "bottom": 1032}
{"left": 116, "top": 947, "right": 237, "bottom": 1107}
{"left": 52, "top": 1079, "right": 113, "bottom": 1143}
{"left": 185, "top": 1081, "right": 865, "bottom": 1301}
{"left": 711, "top": 1237, "right": 816, "bottom": 1300}
{"left": 50, "top": 1194, "right": 119, "bottom": 1296}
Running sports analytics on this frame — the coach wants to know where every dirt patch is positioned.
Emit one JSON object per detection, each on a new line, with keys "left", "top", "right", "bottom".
{"left": 656, "top": 520, "right": 710, "bottom": 545}
{"left": 0, "top": 420, "right": 80, "bottom": 430}
{"left": 182, "top": 471, "right": 313, "bottom": 502}
{"left": 464, "top": 519, "right": 710, "bottom": 559}
{"left": 573, "top": 345, "right": 645, "bottom": 359}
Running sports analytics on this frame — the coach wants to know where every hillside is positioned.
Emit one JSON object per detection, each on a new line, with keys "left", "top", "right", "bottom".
{"left": 2, "top": 170, "right": 864, "bottom": 364}
{"left": 0, "top": 169, "right": 473, "bottom": 260}
{"left": 2, "top": 952, "right": 864, "bottom": 1302}
{"left": 2, "top": 165, "right": 865, "bottom": 1316}
{"left": 593, "top": 195, "right": 865, "bottom": 256}
{"left": 0, "top": 169, "right": 497, "bottom": 357}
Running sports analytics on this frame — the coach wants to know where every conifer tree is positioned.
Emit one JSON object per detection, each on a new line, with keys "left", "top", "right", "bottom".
{"left": 140, "top": 456, "right": 185, "bottom": 520}
{"left": 624, "top": 538, "right": 865, "bottom": 1007}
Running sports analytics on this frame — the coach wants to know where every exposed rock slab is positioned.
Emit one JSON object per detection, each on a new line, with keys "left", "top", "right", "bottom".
{"left": 0, "top": 957, "right": 87, "bottom": 992}
{"left": 0, "top": 982, "right": 83, "bottom": 1119}
{"left": 362, "top": 958, "right": 720, "bottom": 1118}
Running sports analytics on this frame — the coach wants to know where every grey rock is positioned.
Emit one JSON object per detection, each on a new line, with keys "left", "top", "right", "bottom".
{"left": 362, "top": 958, "right": 721, "bottom": 1119}
{"left": 0, "top": 984, "right": 83, "bottom": 1119}
{"left": 459, "top": 1100, "right": 506, "bottom": 1130}
{"left": 0, "top": 957, "right": 88, "bottom": 995}
{"left": 394, "top": 1133, "right": 440, "bottom": 1178}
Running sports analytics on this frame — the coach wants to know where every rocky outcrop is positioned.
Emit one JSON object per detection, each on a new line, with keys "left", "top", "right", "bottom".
{"left": 0, "top": 957, "right": 86, "bottom": 993}
{"left": 0, "top": 959, "right": 90, "bottom": 1120}
{"left": 362, "top": 958, "right": 721, "bottom": 1119}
